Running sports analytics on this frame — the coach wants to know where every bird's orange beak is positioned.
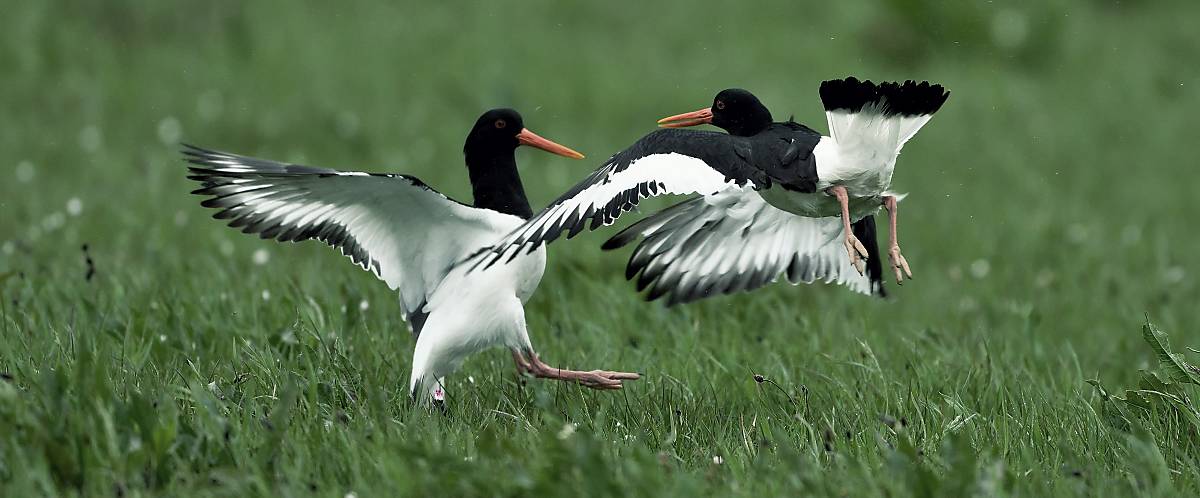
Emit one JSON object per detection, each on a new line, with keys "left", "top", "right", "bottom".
{"left": 517, "top": 128, "right": 585, "bottom": 159}
{"left": 657, "top": 107, "right": 713, "bottom": 128}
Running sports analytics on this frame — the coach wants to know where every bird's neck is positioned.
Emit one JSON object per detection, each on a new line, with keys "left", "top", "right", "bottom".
{"left": 731, "top": 108, "right": 773, "bottom": 136}
{"left": 466, "top": 152, "right": 533, "bottom": 219}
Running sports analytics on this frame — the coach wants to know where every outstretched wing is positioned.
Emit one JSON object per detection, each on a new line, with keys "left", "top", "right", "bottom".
{"left": 183, "top": 144, "right": 521, "bottom": 332}
{"left": 602, "top": 189, "right": 880, "bottom": 306}
{"left": 480, "top": 129, "right": 768, "bottom": 267}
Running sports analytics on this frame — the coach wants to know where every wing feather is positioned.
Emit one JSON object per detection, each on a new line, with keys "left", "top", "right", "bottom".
{"left": 183, "top": 144, "right": 521, "bottom": 334}
{"left": 481, "top": 129, "right": 766, "bottom": 267}
{"left": 604, "top": 189, "right": 878, "bottom": 305}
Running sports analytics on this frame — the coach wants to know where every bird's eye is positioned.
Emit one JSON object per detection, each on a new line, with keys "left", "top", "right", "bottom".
{"left": 715, "top": 100, "right": 726, "bottom": 110}
{"left": 494, "top": 119, "right": 507, "bottom": 129}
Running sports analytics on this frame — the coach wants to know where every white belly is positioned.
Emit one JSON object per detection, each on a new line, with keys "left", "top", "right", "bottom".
{"left": 812, "top": 135, "right": 895, "bottom": 197}
{"left": 408, "top": 247, "right": 545, "bottom": 384}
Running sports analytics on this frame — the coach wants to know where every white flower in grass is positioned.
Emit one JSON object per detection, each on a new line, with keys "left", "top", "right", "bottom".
{"left": 159, "top": 334, "right": 167, "bottom": 343}
{"left": 252, "top": 248, "right": 270, "bottom": 265}
{"left": 157, "top": 117, "right": 182, "bottom": 145}
{"left": 345, "top": 493, "right": 358, "bottom": 498}
{"left": 712, "top": 455, "right": 724, "bottom": 465}
{"left": 969, "top": 259, "right": 990, "bottom": 279}
{"left": 557, "top": 422, "right": 577, "bottom": 440}
{"left": 41, "top": 212, "right": 65, "bottom": 232}
{"left": 261, "top": 289, "right": 271, "bottom": 301}
{"left": 359, "top": 299, "right": 369, "bottom": 311}
{"left": 79, "top": 125, "right": 102, "bottom": 152}
{"left": 66, "top": 198, "right": 83, "bottom": 216}
{"left": 15, "top": 161, "right": 35, "bottom": 183}
{"left": 1164, "top": 267, "right": 1186, "bottom": 284}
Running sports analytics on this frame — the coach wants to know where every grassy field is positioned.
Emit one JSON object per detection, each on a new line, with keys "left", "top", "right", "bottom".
{"left": 3, "top": 1, "right": 1200, "bottom": 496}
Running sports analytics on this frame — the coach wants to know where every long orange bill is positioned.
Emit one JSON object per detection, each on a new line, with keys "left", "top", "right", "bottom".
{"left": 657, "top": 107, "right": 713, "bottom": 128}
{"left": 517, "top": 128, "right": 585, "bottom": 159}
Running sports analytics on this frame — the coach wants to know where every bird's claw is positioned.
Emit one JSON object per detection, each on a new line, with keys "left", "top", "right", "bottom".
{"left": 578, "top": 370, "right": 642, "bottom": 390}
{"left": 888, "top": 245, "right": 912, "bottom": 284}
{"left": 844, "top": 235, "right": 869, "bottom": 275}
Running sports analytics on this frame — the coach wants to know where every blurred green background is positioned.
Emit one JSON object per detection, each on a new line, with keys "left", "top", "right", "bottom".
{"left": 3, "top": 1, "right": 1200, "bottom": 496}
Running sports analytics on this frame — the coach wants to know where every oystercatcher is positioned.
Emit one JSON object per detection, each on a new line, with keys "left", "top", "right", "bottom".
{"left": 482, "top": 78, "right": 948, "bottom": 305}
{"left": 184, "top": 109, "right": 640, "bottom": 403}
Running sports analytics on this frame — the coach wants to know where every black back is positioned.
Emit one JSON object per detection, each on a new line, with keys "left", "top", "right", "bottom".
{"left": 698, "top": 88, "right": 887, "bottom": 296}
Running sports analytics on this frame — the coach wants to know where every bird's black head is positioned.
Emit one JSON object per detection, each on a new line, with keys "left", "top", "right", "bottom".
{"left": 657, "top": 88, "right": 774, "bottom": 137}
{"left": 463, "top": 108, "right": 583, "bottom": 161}
{"left": 710, "top": 89, "right": 773, "bottom": 136}
{"left": 462, "top": 108, "right": 583, "bottom": 219}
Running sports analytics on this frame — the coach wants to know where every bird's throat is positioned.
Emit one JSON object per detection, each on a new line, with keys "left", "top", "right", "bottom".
{"left": 466, "top": 153, "right": 533, "bottom": 219}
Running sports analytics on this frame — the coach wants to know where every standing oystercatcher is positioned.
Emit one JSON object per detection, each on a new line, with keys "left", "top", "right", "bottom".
{"left": 482, "top": 78, "right": 948, "bottom": 305}
{"left": 184, "top": 109, "right": 640, "bottom": 403}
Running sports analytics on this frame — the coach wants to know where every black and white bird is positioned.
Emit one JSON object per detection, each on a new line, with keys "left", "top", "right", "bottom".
{"left": 482, "top": 78, "right": 949, "bottom": 306}
{"left": 184, "top": 109, "right": 639, "bottom": 403}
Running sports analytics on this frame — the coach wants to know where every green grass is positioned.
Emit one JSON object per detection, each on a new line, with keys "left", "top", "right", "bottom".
{"left": 3, "top": 0, "right": 1200, "bottom": 495}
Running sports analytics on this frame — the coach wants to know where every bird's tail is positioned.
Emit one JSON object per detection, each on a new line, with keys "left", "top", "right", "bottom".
{"left": 819, "top": 77, "right": 950, "bottom": 153}
{"left": 850, "top": 215, "right": 886, "bottom": 297}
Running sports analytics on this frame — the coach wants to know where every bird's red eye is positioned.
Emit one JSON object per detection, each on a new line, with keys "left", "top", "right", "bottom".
{"left": 494, "top": 119, "right": 507, "bottom": 129}
{"left": 715, "top": 101, "right": 726, "bottom": 110}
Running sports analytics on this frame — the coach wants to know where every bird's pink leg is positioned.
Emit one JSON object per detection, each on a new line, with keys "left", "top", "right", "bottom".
{"left": 827, "top": 185, "right": 868, "bottom": 274}
{"left": 512, "top": 349, "right": 533, "bottom": 375}
{"left": 882, "top": 195, "right": 912, "bottom": 284}
{"left": 511, "top": 349, "right": 640, "bottom": 390}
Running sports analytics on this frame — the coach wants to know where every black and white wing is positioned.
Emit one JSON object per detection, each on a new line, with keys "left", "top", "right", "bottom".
{"left": 183, "top": 144, "right": 521, "bottom": 331}
{"left": 601, "top": 189, "right": 882, "bottom": 306}
{"left": 480, "top": 129, "right": 770, "bottom": 267}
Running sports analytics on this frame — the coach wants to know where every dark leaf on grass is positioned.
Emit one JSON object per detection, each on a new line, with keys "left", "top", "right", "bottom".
{"left": 1142, "top": 321, "right": 1200, "bottom": 386}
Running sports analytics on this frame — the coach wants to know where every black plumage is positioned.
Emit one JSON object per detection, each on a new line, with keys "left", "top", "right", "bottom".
{"left": 819, "top": 77, "right": 949, "bottom": 116}
{"left": 483, "top": 123, "right": 821, "bottom": 266}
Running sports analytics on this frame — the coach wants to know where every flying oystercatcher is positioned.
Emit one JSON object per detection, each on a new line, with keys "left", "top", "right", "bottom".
{"left": 481, "top": 78, "right": 949, "bottom": 306}
{"left": 184, "top": 109, "right": 640, "bottom": 403}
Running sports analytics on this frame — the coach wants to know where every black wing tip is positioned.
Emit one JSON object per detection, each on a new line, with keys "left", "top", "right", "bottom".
{"left": 819, "top": 77, "right": 950, "bottom": 116}
{"left": 601, "top": 228, "right": 638, "bottom": 251}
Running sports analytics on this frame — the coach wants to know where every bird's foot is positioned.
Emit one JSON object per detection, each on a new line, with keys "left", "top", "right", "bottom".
{"left": 518, "top": 351, "right": 640, "bottom": 390}
{"left": 844, "top": 234, "right": 869, "bottom": 275}
{"left": 888, "top": 245, "right": 913, "bottom": 284}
